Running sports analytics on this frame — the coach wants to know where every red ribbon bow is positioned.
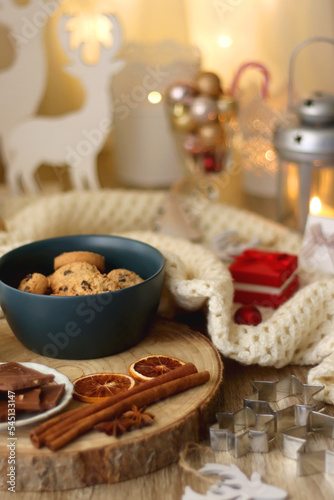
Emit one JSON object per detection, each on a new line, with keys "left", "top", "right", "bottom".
{"left": 230, "top": 249, "right": 297, "bottom": 287}
{"left": 240, "top": 249, "right": 292, "bottom": 270}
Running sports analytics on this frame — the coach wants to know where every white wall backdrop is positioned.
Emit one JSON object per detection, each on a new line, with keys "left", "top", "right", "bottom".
{"left": 112, "top": 0, "right": 334, "bottom": 99}
{"left": 1, "top": 0, "right": 333, "bottom": 118}
{"left": 0, "top": 0, "right": 333, "bottom": 187}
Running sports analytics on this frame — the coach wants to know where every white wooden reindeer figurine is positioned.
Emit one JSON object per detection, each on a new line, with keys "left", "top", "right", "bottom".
{"left": 4, "top": 13, "right": 124, "bottom": 193}
{"left": 0, "top": 0, "right": 55, "bottom": 153}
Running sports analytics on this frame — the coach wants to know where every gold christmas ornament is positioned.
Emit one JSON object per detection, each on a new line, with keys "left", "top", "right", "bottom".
{"left": 190, "top": 96, "right": 219, "bottom": 125}
{"left": 165, "top": 81, "right": 198, "bottom": 105}
{"left": 198, "top": 122, "right": 224, "bottom": 148}
{"left": 195, "top": 71, "right": 223, "bottom": 97}
{"left": 171, "top": 103, "right": 196, "bottom": 132}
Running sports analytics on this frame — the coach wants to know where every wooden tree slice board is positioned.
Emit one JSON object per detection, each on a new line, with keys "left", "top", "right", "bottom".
{"left": 0, "top": 316, "right": 223, "bottom": 492}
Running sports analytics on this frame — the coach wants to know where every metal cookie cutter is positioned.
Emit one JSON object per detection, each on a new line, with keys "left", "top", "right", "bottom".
{"left": 244, "top": 375, "right": 325, "bottom": 432}
{"left": 209, "top": 375, "right": 325, "bottom": 459}
{"left": 282, "top": 410, "right": 334, "bottom": 476}
{"left": 210, "top": 406, "right": 275, "bottom": 458}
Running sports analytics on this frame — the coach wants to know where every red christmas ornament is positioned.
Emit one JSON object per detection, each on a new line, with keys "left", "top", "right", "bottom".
{"left": 203, "top": 152, "right": 222, "bottom": 173}
{"left": 234, "top": 305, "right": 262, "bottom": 326}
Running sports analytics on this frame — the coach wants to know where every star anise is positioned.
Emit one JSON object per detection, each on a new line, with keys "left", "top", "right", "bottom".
{"left": 94, "top": 417, "right": 134, "bottom": 437}
{"left": 94, "top": 406, "right": 155, "bottom": 437}
{"left": 122, "top": 405, "right": 155, "bottom": 429}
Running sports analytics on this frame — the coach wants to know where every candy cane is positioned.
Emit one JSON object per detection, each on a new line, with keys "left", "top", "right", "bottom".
{"left": 230, "top": 61, "right": 270, "bottom": 100}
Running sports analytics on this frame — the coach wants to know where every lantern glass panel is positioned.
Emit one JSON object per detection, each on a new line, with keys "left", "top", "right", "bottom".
{"left": 277, "top": 161, "right": 334, "bottom": 231}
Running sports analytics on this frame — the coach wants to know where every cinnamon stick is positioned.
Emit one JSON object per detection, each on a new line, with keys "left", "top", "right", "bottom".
{"left": 30, "top": 362, "right": 198, "bottom": 448}
{"left": 47, "top": 370, "right": 210, "bottom": 451}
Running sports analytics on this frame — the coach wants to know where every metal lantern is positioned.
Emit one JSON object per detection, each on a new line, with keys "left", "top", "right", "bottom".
{"left": 273, "top": 37, "right": 334, "bottom": 233}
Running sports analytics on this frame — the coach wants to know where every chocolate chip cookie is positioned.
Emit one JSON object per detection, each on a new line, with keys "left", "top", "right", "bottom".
{"left": 18, "top": 273, "right": 49, "bottom": 294}
{"left": 50, "top": 262, "right": 116, "bottom": 296}
{"left": 107, "top": 268, "right": 144, "bottom": 290}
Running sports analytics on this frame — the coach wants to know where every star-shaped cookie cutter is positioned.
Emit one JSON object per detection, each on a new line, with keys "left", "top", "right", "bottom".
{"left": 209, "top": 375, "right": 325, "bottom": 459}
{"left": 282, "top": 410, "right": 334, "bottom": 476}
{"left": 244, "top": 375, "right": 325, "bottom": 432}
{"left": 210, "top": 406, "right": 275, "bottom": 458}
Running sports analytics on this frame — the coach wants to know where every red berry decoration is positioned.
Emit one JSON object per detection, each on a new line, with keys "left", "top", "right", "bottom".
{"left": 234, "top": 305, "right": 262, "bottom": 326}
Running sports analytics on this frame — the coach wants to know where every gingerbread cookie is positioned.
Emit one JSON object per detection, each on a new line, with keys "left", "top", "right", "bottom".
{"left": 54, "top": 251, "right": 105, "bottom": 273}
{"left": 18, "top": 273, "right": 49, "bottom": 295}
{"left": 107, "top": 268, "right": 143, "bottom": 290}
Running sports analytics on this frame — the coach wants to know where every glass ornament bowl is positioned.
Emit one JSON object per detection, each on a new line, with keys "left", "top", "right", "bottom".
{"left": 165, "top": 71, "right": 236, "bottom": 178}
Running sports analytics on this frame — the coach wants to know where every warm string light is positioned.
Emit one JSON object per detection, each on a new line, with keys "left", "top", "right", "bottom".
{"left": 148, "top": 91, "right": 162, "bottom": 104}
{"left": 219, "top": 35, "right": 233, "bottom": 48}
{"left": 265, "top": 149, "right": 276, "bottom": 162}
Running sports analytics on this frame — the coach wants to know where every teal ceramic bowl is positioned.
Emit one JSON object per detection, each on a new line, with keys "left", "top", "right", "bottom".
{"left": 0, "top": 235, "right": 165, "bottom": 360}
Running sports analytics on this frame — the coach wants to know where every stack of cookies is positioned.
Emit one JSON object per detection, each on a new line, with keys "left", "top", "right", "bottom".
{"left": 18, "top": 251, "right": 143, "bottom": 296}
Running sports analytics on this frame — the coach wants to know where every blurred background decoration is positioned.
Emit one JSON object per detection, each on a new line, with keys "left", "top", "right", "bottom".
{"left": 154, "top": 69, "right": 237, "bottom": 241}
{"left": 0, "top": 0, "right": 127, "bottom": 192}
{"left": 0, "top": 0, "right": 333, "bottom": 212}
{"left": 110, "top": 0, "right": 202, "bottom": 189}
{"left": 2, "top": 6, "right": 125, "bottom": 193}
{"left": 111, "top": 39, "right": 201, "bottom": 188}
{"left": 231, "top": 61, "right": 284, "bottom": 199}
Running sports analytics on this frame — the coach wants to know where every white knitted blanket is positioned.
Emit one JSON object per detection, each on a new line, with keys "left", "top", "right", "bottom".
{"left": 1, "top": 189, "right": 334, "bottom": 403}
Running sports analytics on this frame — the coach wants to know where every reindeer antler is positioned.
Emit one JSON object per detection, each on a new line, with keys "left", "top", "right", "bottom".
{"left": 57, "top": 14, "right": 72, "bottom": 55}
{"left": 57, "top": 14, "right": 85, "bottom": 66}
{"left": 96, "top": 13, "right": 123, "bottom": 64}
{"left": 58, "top": 13, "right": 123, "bottom": 66}
{"left": 106, "top": 14, "right": 123, "bottom": 59}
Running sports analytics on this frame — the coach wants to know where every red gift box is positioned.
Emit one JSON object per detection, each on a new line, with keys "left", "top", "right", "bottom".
{"left": 229, "top": 249, "right": 299, "bottom": 308}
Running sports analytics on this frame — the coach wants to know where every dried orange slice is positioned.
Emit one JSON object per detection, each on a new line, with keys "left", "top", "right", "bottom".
{"left": 128, "top": 354, "right": 186, "bottom": 382}
{"left": 72, "top": 372, "right": 136, "bottom": 403}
